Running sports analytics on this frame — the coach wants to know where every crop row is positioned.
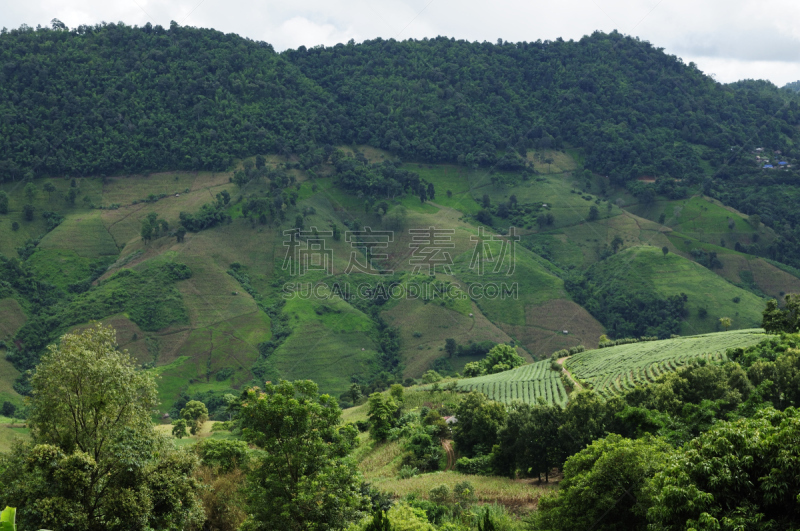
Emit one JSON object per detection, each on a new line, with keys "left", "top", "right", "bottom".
{"left": 455, "top": 361, "right": 568, "bottom": 406}
{"left": 585, "top": 351, "right": 730, "bottom": 397}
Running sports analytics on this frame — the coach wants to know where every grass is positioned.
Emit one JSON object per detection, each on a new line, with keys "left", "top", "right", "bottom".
{"left": 153, "top": 311, "right": 268, "bottom": 413}
{"left": 0, "top": 416, "right": 29, "bottom": 453}
{"left": 382, "top": 295, "right": 523, "bottom": 378}
{"left": 0, "top": 355, "right": 24, "bottom": 408}
{"left": 272, "top": 320, "right": 379, "bottom": 399}
{"left": 26, "top": 248, "right": 112, "bottom": 290}
{"left": 511, "top": 299, "right": 606, "bottom": 356}
{"left": 250, "top": 279, "right": 384, "bottom": 398}
{"left": 627, "top": 196, "right": 761, "bottom": 249}
{"left": 349, "top": 387, "right": 553, "bottom": 506}
{"left": 153, "top": 419, "right": 232, "bottom": 444}
{"left": 566, "top": 329, "right": 766, "bottom": 397}
{"left": 0, "top": 298, "right": 27, "bottom": 341}
{"left": 401, "top": 164, "right": 482, "bottom": 214}
{"left": 38, "top": 210, "right": 119, "bottom": 257}
{"left": 526, "top": 149, "right": 579, "bottom": 174}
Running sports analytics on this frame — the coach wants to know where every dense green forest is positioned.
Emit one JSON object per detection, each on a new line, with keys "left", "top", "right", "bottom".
{"left": 2, "top": 22, "right": 800, "bottom": 183}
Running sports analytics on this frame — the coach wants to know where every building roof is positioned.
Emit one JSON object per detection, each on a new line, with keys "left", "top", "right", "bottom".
{"left": 763, "top": 164, "right": 774, "bottom": 168}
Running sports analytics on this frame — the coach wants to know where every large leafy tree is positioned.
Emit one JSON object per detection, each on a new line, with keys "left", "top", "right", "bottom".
{"left": 453, "top": 391, "right": 507, "bottom": 458}
{"left": 181, "top": 399, "right": 209, "bottom": 435}
{"left": 482, "top": 344, "right": 525, "bottom": 374}
{"left": 645, "top": 407, "right": 800, "bottom": 530}
{"left": 493, "top": 400, "right": 564, "bottom": 481}
{"left": 367, "top": 392, "right": 398, "bottom": 442}
{"left": 0, "top": 324, "right": 204, "bottom": 531}
{"left": 239, "top": 380, "right": 364, "bottom": 530}
{"left": 533, "top": 434, "right": 673, "bottom": 531}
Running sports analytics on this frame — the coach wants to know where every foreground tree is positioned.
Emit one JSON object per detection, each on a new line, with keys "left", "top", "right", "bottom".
{"left": 0, "top": 324, "right": 204, "bottom": 531}
{"left": 646, "top": 408, "right": 800, "bottom": 530}
{"left": 239, "top": 380, "right": 364, "bottom": 530}
{"left": 493, "top": 399, "right": 564, "bottom": 481}
{"left": 533, "top": 434, "right": 672, "bottom": 531}
{"left": 453, "top": 392, "right": 507, "bottom": 458}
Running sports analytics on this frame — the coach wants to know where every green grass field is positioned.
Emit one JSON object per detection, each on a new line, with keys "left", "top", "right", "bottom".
{"left": 455, "top": 360, "right": 569, "bottom": 406}
{"left": 0, "top": 416, "right": 29, "bottom": 453}
{"left": 588, "top": 246, "right": 765, "bottom": 334}
{"left": 0, "top": 299, "right": 27, "bottom": 341}
{"left": 345, "top": 387, "right": 553, "bottom": 507}
{"left": 565, "top": 329, "right": 766, "bottom": 397}
{"left": 627, "top": 196, "right": 761, "bottom": 249}
{"left": 0, "top": 355, "right": 24, "bottom": 409}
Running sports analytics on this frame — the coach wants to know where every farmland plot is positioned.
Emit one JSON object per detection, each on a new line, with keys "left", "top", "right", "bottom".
{"left": 455, "top": 360, "right": 568, "bottom": 406}
{"left": 565, "top": 329, "right": 766, "bottom": 397}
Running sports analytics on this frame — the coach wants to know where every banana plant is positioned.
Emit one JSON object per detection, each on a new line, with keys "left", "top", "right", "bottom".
{"left": 0, "top": 507, "right": 50, "bottom": 531}
{"left": 0, "top": 507, "right": 15, "bottom": 531}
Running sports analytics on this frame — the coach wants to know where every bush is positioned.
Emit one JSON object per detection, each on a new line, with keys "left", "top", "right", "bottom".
{"left": 397, "top": 465, "right": 419, "bottom": 479}
{"left": 421, "top": 370, "right": 442, "bottom": 384}
{"left": 194, "top": 438, "right": 250, "bottom": 472}
{"left": 1, "top": 401, "right": 16, "bottom": 417}
{"left": 455, "top": 455, "right": 493, "bottom": 475}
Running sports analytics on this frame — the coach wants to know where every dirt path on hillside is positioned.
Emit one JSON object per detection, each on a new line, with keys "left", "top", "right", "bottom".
{"left": 557, "top": 356, "right": 583, "bottom": 391}
{"left": 442, "top": 440, "right": 456, "bottom": 471}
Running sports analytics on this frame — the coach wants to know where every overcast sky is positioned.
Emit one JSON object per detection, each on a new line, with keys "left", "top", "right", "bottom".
{"left": 4, "top": 0, "right": 800, "bottom": 86}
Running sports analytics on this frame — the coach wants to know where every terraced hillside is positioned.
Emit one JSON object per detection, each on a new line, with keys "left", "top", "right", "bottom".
{"left": 451, "top": 329, "right": 767, "bottom": 405}
{"left": 565, "top": 329, "right": 767, "bottom": 397}
{"left": 455, "top": 360, "right": 568, "bottom": 406}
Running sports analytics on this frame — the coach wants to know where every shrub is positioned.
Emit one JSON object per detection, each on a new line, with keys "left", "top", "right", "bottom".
{"left": 455, "top": 455, "right": 493, "bottom": 475}
{"left": 397, "top": 465, "right": 419, "bottom": 479}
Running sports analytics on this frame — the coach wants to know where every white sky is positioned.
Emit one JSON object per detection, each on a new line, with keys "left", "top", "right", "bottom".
{"left": 4, "top": 0, "right": 800, "bottom": 86}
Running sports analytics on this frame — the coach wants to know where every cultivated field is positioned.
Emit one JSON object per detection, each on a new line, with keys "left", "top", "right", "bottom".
{"left": 565, "top": 329, "right": 766, "bottom": 397}
{"left": 455, "top": 360, "right": 569, "bottom": 406}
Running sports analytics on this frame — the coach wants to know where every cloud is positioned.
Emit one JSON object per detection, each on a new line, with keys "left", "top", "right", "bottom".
{"left": 273, "top": 16, "right": 355, "bottom": 50}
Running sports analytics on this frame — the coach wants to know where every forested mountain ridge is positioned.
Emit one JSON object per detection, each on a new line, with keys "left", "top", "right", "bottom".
{"left": 289, "top": 33, "right": 800, "bottom": 182}
{"left": 0, "top": 22, "right": 336, "bottom": 177}
{"left": 2, "top": 22, "right": 800, "bottom": 184}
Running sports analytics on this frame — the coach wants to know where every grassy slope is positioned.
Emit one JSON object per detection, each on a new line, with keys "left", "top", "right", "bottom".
{"left": 0, "top": 149, "right": 794, "bottom": 413}
{"left": 345, "top": 388, "right": 552, "bottom": 506}
{"left": 0, "top": 416, "right": 29, "bottom": 453}
{"left": 589, "top": 246, "right": 765, "bottom": 334}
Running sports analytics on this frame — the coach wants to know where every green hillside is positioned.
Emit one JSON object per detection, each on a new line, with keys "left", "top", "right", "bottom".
{"left": 565, "top": 329, "right": 766, "bottom": 397}
{"left": 571, "top": 245, "right": 766, "bottom": 337}
{"left": 449, "top": 329, "right": 767, "bottom": 405}
{"left": 2, "top": 23, "right": 800, "bottom": 421}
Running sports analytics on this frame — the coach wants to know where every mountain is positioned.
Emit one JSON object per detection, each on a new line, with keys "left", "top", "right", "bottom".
{"left": 1, "top": 22, "right": 799, "bottom": 418}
